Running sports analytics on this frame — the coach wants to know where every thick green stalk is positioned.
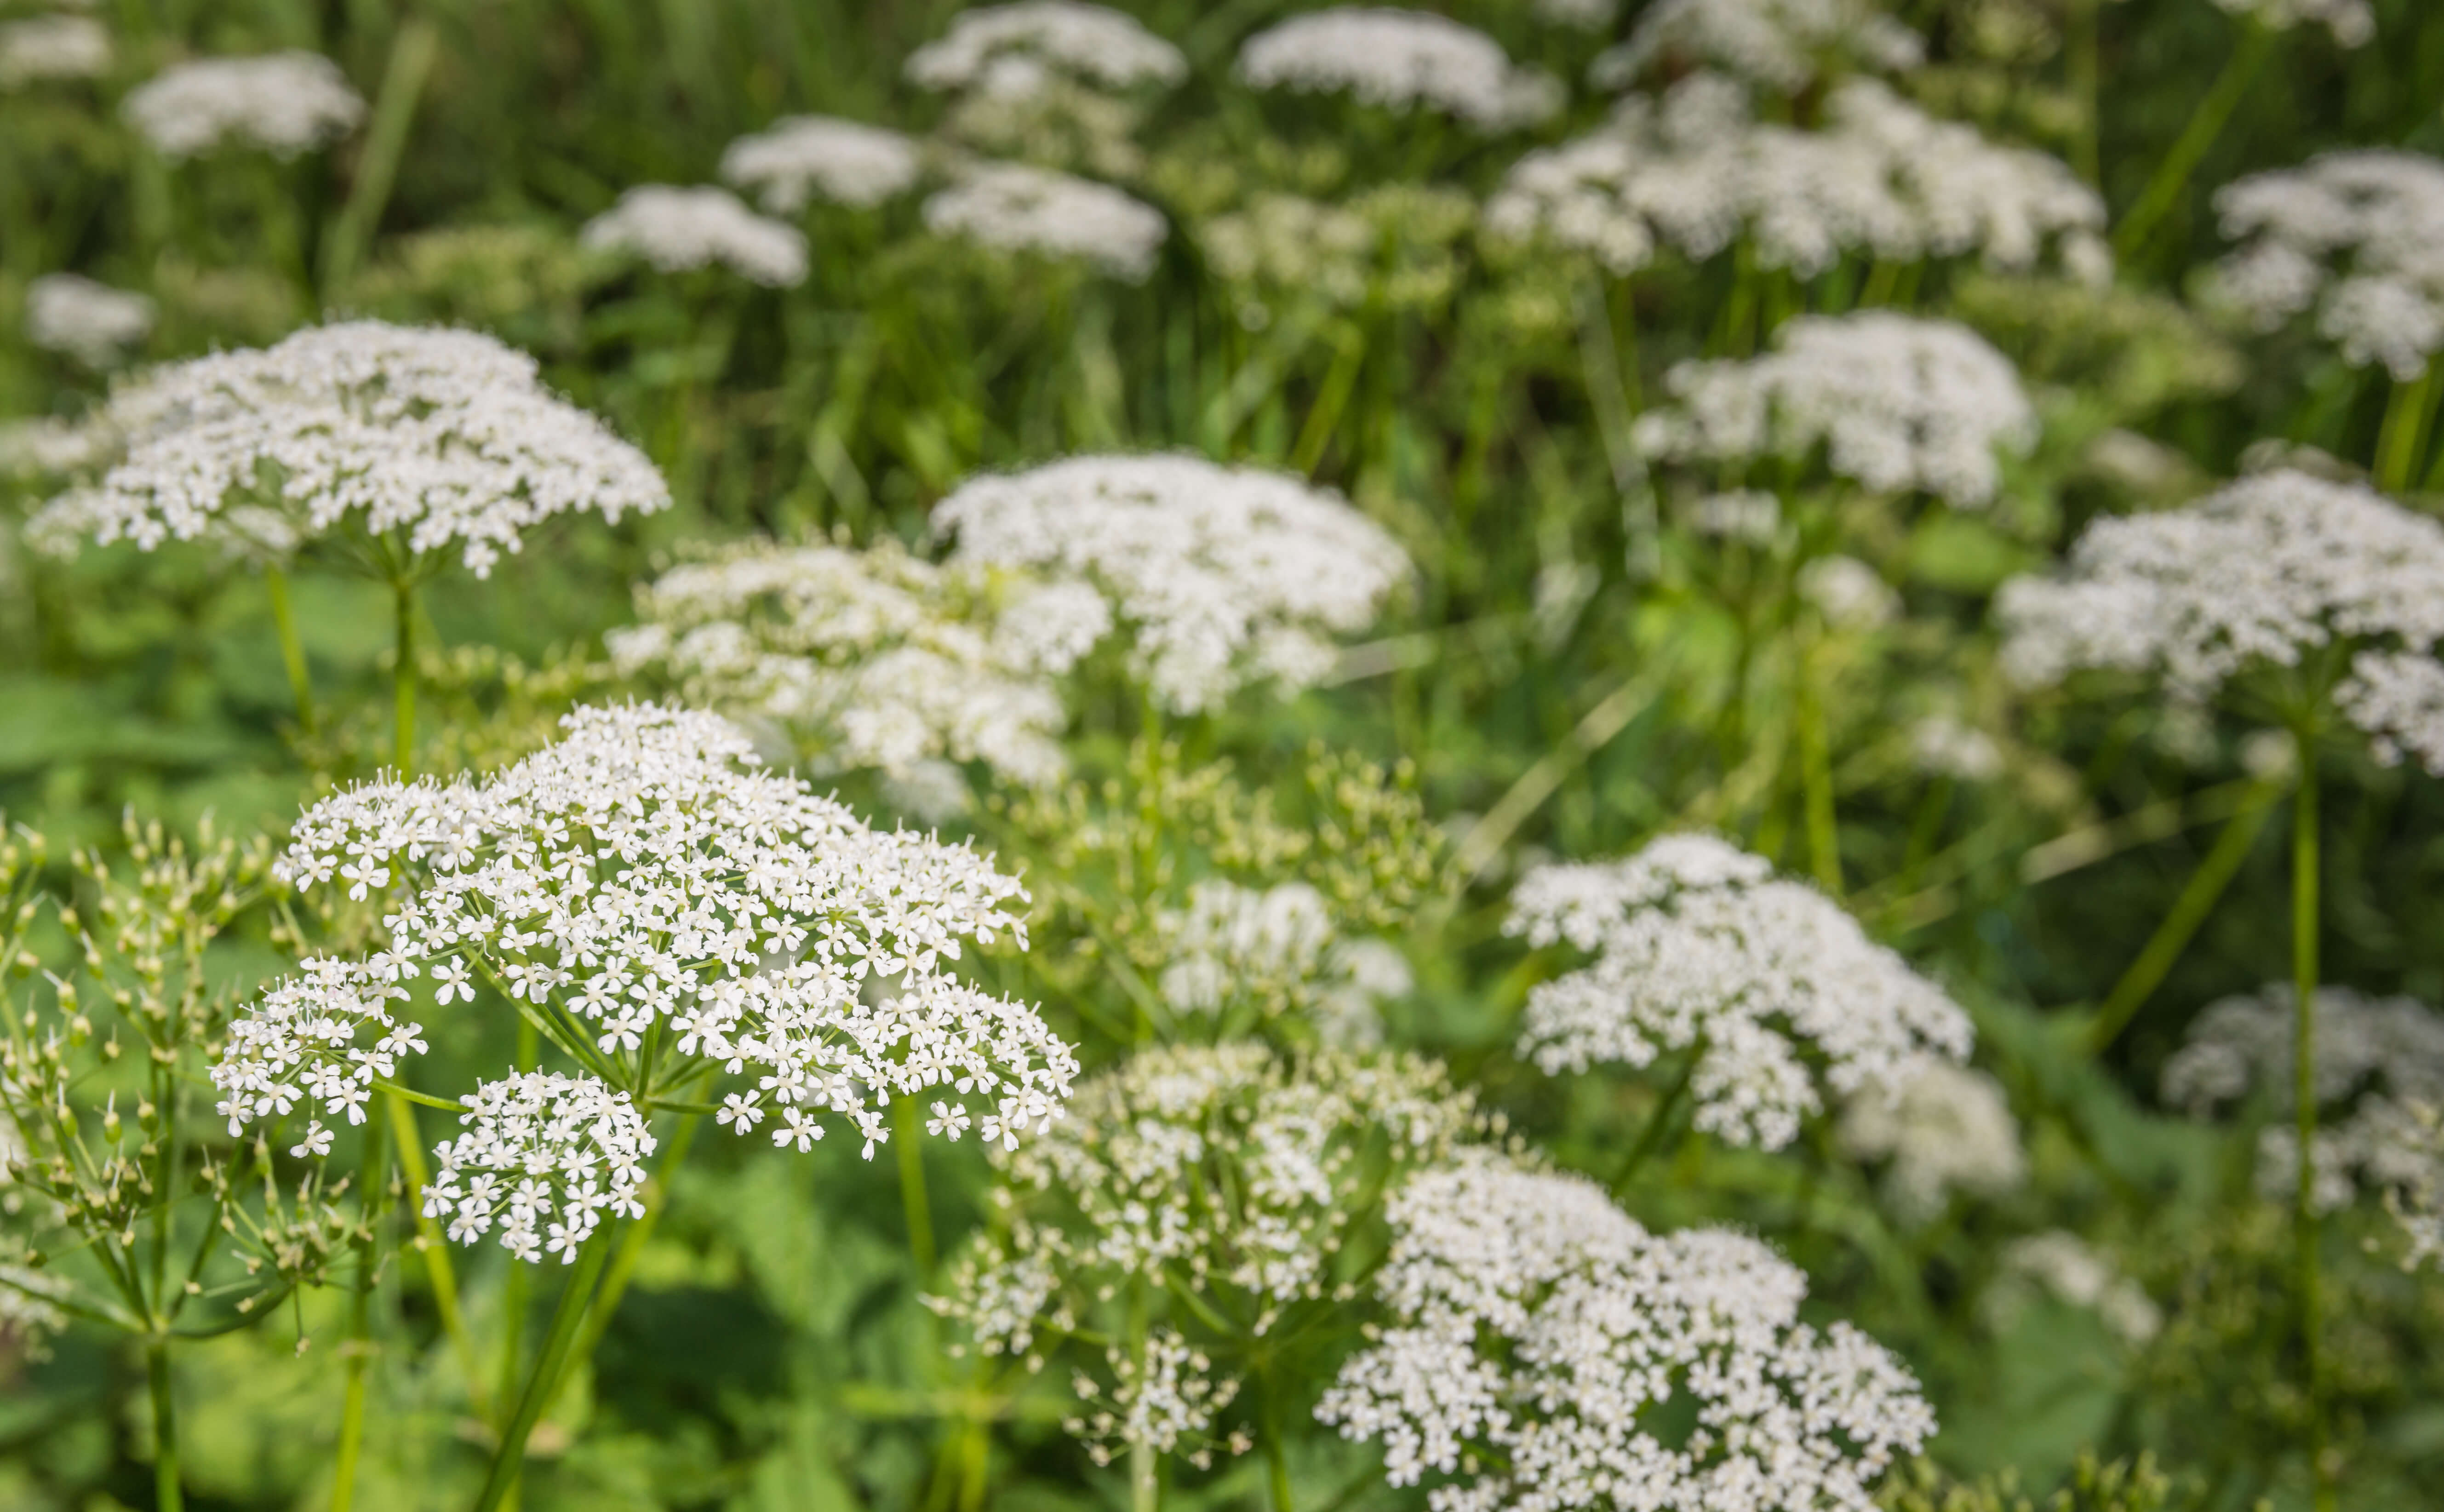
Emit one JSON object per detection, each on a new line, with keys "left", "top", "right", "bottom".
{"left": 149, "top": 1337, "right": 183, "bottom": 1512}
{"left": 1611, "top": 1049, "right": 1700, "bottom": 1197}
{"left": 2066, "top": 0, "right": 2101, "bottom": 186}
{"left": 319, "top": 18, "right": 440, "bottom": 292}
{"left": 266, "top": 566, "right": 316, "bottom": 734}
{"left": 2085, "top": 776, "right": 2284, "bottom": 1054}
{"left": 385, "top": 1089, "right": 486, "bottom": 1417}
{"left": 392, "top": 576, "right": 417, "bottom": 777}
{"left": 332, "top": 1106, "right": 389, "bottom": 1512}
{"left": 2292, "top": 743, "right": 2332, "bottom": 1512}
{"left": 2113, "top": 23, "right": 2273, "bottom": 265}
{"left": 472, "top": 1231, "right": 616, "bottom": 1512}
{"left": 1260, "top": 1382, "right": 1295, "bottom": 1512}
{"left": 893, "top": 1097, "right": 938, "bottom": 1276}
{"left": 1794, "top": 658, "right": 1842, "bottom": 899}
{"left": 2375, "top": 364, "right": 2440, "bottom": 495}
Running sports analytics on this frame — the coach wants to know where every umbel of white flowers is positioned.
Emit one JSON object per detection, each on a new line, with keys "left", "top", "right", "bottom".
{"left": 580, "top": 185, "right": 810, "bottom": 286}
{"left": 1996, "top": 469, "right": 2444, "bottom": 773}
{"left": 0, "top": 14, "right": 112, "bottom": 89}
{"left": 211, "top": 704, "right": 1081, "bottom": 1261}
{"left": 29, "top": 320, "right": 670, "bottom": 577}
{"left": 606, "top": 537, "right": 1112, "bottom": 790}
{"left": 930, "top": 1043, "right": 1483, "bottom": 1465}
{"left": 1316, "top": 1149, "right": 1936, "bottom": 1512}
{"left": 1837, "top": 1057, "right": 2027, "bottom": 1220}
{"left": 24, "top": 273, "right": 153, "bottom": 367}
{"left": 1632, "top": 310, "right": 2038, "bottom": 509}
{"left": 1236, "top": 7, "right": 1563, "bottom": 131}
{"left": 921, "top": 162, "right": 1169, "bottom": 281}
{"left": 121, "top": 51, "right": 365, "bottom": 159}
{"left": 1153, "top": 879, "right": 1412, "bottom": 1047}
{"left": 1508, "top": 834, "right": 1975, "bottom": 1150}
{"left": 932, "top": 452, "right": 1413, "bottom": 716}
{"left": 1488, "top": 71, "right": 2110, "bottom": 284}
{"left": 905, "top": 1, "right": 1186, "bottom": 96}
{"left": 2209, "top": 149, "right": 2444, "bottom": 381}
{"left": 1592, "top": 0, "right": 1924, "bottom": 94}
{"left": 720, "top": 116, "right": 923, "bottom": 213}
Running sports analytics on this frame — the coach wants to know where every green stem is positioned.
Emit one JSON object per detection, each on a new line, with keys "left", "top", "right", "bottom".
{"left": 2112, "top": 22, "right": 2273, "bottom": 265}
{"left": 1794, "top": 653, "right": 1842, "bottom": 899}
{"left": 893, "top": 1097, "right": 938, "bottom": 1276}
{"left": 497, "top": 1018, "right": 537, "bottom": 1454}
{"left": 1611, "top": 1049, "right": 1700, "bottom": 1197}
{"left": 2085, "top": 776, "right": 2284, "bottom": 1054}
{"left": 332, "top": 1106, "right": 389, "bottom": 1512}
{"left": 149, "top": 1337, "right": 183, "bottom": 1512}
{"left": 1261, "top": 1384, "right": 1295, "bottom": 1512}
{"left": 2292, "top": 740, "right": 2331, "bottom": 1512}
{"left": 1128, "top": 1438, "right": 1158, "bottom": 1512}
{"left": 392, "top": 576, "right": 417, "bottom": 777}
{"left": 553, "top": 1112, "right": 702, "bottom": 1413}
{"left": 2375, "top": 363, "right": 2440, "bottom": 495}
{"left": 2067, "top": 0, "right": 2100, "bottom": 186}
{"left": 472, "top": 1231, "right": 616, "bottom": 1512}
{"left": 386, "top": 1089, "right": 487, "bottom": 1418}
{"left": 1289, "top": 326, "right": 1365, "bottom": 475}
{"left": 320, "top": 18, "right": 440, "bottom": 293}
{"left": 266, "top": 565, "right": 316, "bottom": 734}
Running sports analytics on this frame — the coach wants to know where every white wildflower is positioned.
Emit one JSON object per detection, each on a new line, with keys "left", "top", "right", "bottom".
{"left": 2209, "top": 0, "right": 2374, "bottom": 47}
{"left": 0, "top": 15, "right": 110, "bottom": 88}
{"left": 24, "top": 274, "right": 152, "bottom": 367}
{"left": 210, "top": 704, "right": 1079, "bottom": 1166}
{"left": 1237, "top": 8, "right": 1563, "bottom": 131}
{"left": 0, "top": 417, "right": 111, "bottom": 481}
{"left": 1909, "top": 714, "right": 2006, "bottom": 782}
{"left": 607, "top": 538, "right": 1106, "bottom": 789}
{"left": 1592, "top": 0, "right": 1924, "bottom": 93}
{"left": 1154, "top": 880, "right": 1410, "bottom": 1046}
{"left": 1797, "top": 555, "right": 1900, "bottom": 630}
{"left": 26, "top": 321, "right": 670, "bottom": 577}
{"left": 1634, "top": 312, "right": 2038, "bottom": 507}
{"left": 1839, "top": 1058, "right": 2026, "bottom": 1219}
{"left": 1317, "top": 1150, "right": 1936, "bottom": 1512}
{"left": 580, "top": 185, "right": 809, "bottom": 286}
{"left": 908, "top": 2, "right": 1185, "bottom": 96}
{"left": 1685, "top": 488, "right": 1781, "bottom": 544}
{"left": 2338, "top": 649, "right": 2444, "bottom": 775}
{"left": 423, "top": 1072, "right": 655, "bottom": 1262}
{"left": 1990, "top": 1232, "right": 2162, "bottom": 1346}
{"left": 1509, "top": 834, "right": 1975, "bottom": 1150}
{"left": 2209, "top": 151, "right": 2444, "bottom": 381}
{"left": 121, "top": 52, "right": 364, "bottom": 160}
{"left": 922, "top": 162, "right": 1168, "bottom": 281}
{"left": 719, "top": 116, "right": 922, "bottom": 213}
{"left": 933, "top": 453, "right": 1412, "bottom": 715}
{"left": 1994, "top": 470, "right": 2444, "bottom": 704}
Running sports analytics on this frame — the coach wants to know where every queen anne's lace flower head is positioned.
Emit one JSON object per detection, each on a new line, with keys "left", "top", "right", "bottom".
{"left": 2210, "top": 0, "right": 2374, "bottom": 47}
{"left": 1591, "top": 0, "right": 1924, "bottom": 93}
{"left": 1154, "top": 880, "right": 1411, "bottom": 1047}
{"left": 1317, "top": 1150, "right": 1936, "bottom": 1512}
{"left": 719, "top": 116, "right": 923, "bottom": 212}
{"left": 1995, "top": 471, "right": 2444, "bottom": 739}
{"left": 1509, "top": 834, "right": 1975, "bottom": 1150}
{"left": 29, "top": 321, "right": 670, "bottom": 576}
{"left": 933, "top": 1043, "right": 1482, "bottom": 1461}
{"left": 210, "top": 704, "right": 1079, "bottom": 1188}
{"left": 1838, "top": 1058, "right": 2026, "bottom": 1219}
{"left": 606, "top": 538, "right": 1109, "bottom": 790}
{"left": 2209, "top": 151, "right": 2444, "bottom": 381}
{"left": 1989, "top": 1232, "right": 2162, "bottom": 1346}
{"left": 580, "top": 185, "right": 810, "bottom": 286}
{"left": 0, "top": 14, "right": 110, "bottom": 88}
{"left": 922, "top": 162, "right": 1168, "bottom": 281}
{"left": 423, "top": 1072, "right": 654, "bottom": 1263}
{"left": 1633, "top": 312, "right": 2037, "bottom": 507}
{"left": 907, "top": 2, "right": 1185, "bottom": 96}
{"left": 24, "top": 274, "right": 153, "bottom": 367}
{"left": 933, "top": 453, "right": 1411, "bottom": 715}
{"left": 1236, "top": 8, "right": 1563, "bottom": 131}
{"left": 122, "top": 52, "right": 365, "bottom": 159}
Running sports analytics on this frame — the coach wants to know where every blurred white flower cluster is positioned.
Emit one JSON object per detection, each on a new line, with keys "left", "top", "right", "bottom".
{"left": 1593, "top": 0, "right": 1924, "bottom": 93}
{"left": 121, "top": 51, "right": 365, "bottom": 159}
{"left": 720, "top": 116, "right": 924, "bottom": 212}
{"left": 1509, "top": 834, "right": 1975, "bottom": 1150}
{"left": 1634, "top": 311, "right": 2037, "bottom": 507}
{"left": 906, "top": 0, "right": 1185, "bottom": 97}
{"left": 1153, "top": 879, "right": 1411, "bottom": 1046}
{"left": 922, "top": 162, "right": 1169, "bottom": 280}
{"left": 2210, "top": 0, "right": 2375, "bottom": 47}
{"left": 1237, "top": 8, "right": 1562, "bottom": 131}
{"left": 1909, "top": 714, "right": 2007, "bottom": 782}
{"left": 0, "top": 13, "right": 109, "bottom": 88}
{"left": 23, "top": 273, "right": 152, "bottom": 367}
{"left": 1317, "top": 1150, "right": 1937, "bottom": 1512}
{"left": 580, "top": 185, "right": 810, "bottom": 286}
{"left": 1839, "top": 1058, "right": 2026, "bottom": 1219}
{"left": 1989, "top": 1232, "right": 2162, "bottom": 1347}
{"left": 2211, "top": 150, "right": 2444, "bottom": 380}
{"left": 29, "top": 321, "right": 670, "bottom": 576}
{"left": 608, "top": 538, "right": 1109, "bottom": 791}
{"left": 933, "top": 453, "right": 1411, "bottom": 715}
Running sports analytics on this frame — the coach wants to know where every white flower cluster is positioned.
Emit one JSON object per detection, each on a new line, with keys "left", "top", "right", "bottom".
{"left": 121, "top": 52, "right": 365, "bottom": 159}
{"left": 1592, "top": 0, "right": 1924, "bottom": 93}
{"left": 1634, "top": 312, "right": 2037, "bottom": 508}
{"left": 907, "top": 2, "right": 1185, "bottom": 97}
{"left": 1838, "top": 1058, "right": 2026, "bottom": 1219}
{"left": 1509, "top": 834, "right": 1975, "bottom": 1150}
{"left": 1492, "top": 74, "right": 2107, "bottom": 283}
{"left": 935, "top": 1044, "right": 1480, "bottom": 1456}
{"left": 23, "top": 273, "right": 151, "bottom": 367}
{"left": 933, "top": 453, "right": 1411, "bottom": 715}
{"left": 1988, "top": 1232, "right": 2162, "bottom": 1347}
{"left": 1994, "top": 471, "right": 2444, "bottom": 727}
{"left": 1797, "top": 555, "right": 1900, "bottom": 631}
{"left": 423, "top": 1071, "right": 655, "bottom": 1263}
{"left": 1317, "top": 1150, "right": 1935, "bottom": 1512}
{"left": 1685, "top": 488, "right": 1781, "bottom": 544}
{"left": 1909, "top": 714, "right": 2006, "bottom": 782}
{"left": 2210, "top": 0, "right": 2375, "bottom": 47}
{"left": 29, "top": 321, "right": 670, "bottom": 577}
{"left": 2210, "top": 151, "right": 2444, "bottom": 381}
{"left": 0, "top": 14, "right": 109, "bottom": 88}
{"left": 606, "top": 538, "right": 1109, "bottom": 790}
{"left": 2337, "top": 649, "right": 2444, "bottom": 776}
{"left": 1236, "top": 8, "right": 1562, "bottom": 132}
{"left": 2163, "top": 984, "right": 2444, "bottom": 1213}
{"left": 1154, "top": 880, "right": 1412, "bottom": 1047}
{"left": 0, "top": 417, "right": 111, "bottom": 480}
{"left": 719, "top": 116, "right": 923, "bottom": 212}
{"left": 580, "top": 185, "right": 809, "bottom": 286}
{"left": 922, "top": 162, "right": 1168, "bottom": 281}
{"left": 210, "top": 704, "right": 1078, "bottom": 1168}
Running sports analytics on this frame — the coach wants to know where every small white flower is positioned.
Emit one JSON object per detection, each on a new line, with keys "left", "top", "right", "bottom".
{"left": 122, "top": 52, "right": 364, "bottom": 159}
{"left": 23, "top": 275, "right": 152, "bottom": 367}
{"left": 1237, "top": 8, "right": 1561, "bottom": 131}
{"left": 720, "top": 116, "right": 922, "bottom": 212}
{"left": 289, "top": 1121, "right": 335, "bottom": 1159}
{"left": 580, "top": 185, "right": 809, "bottom": 286}
{"left": 922, "top": 161, "right": 1168, "bottom": 281}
